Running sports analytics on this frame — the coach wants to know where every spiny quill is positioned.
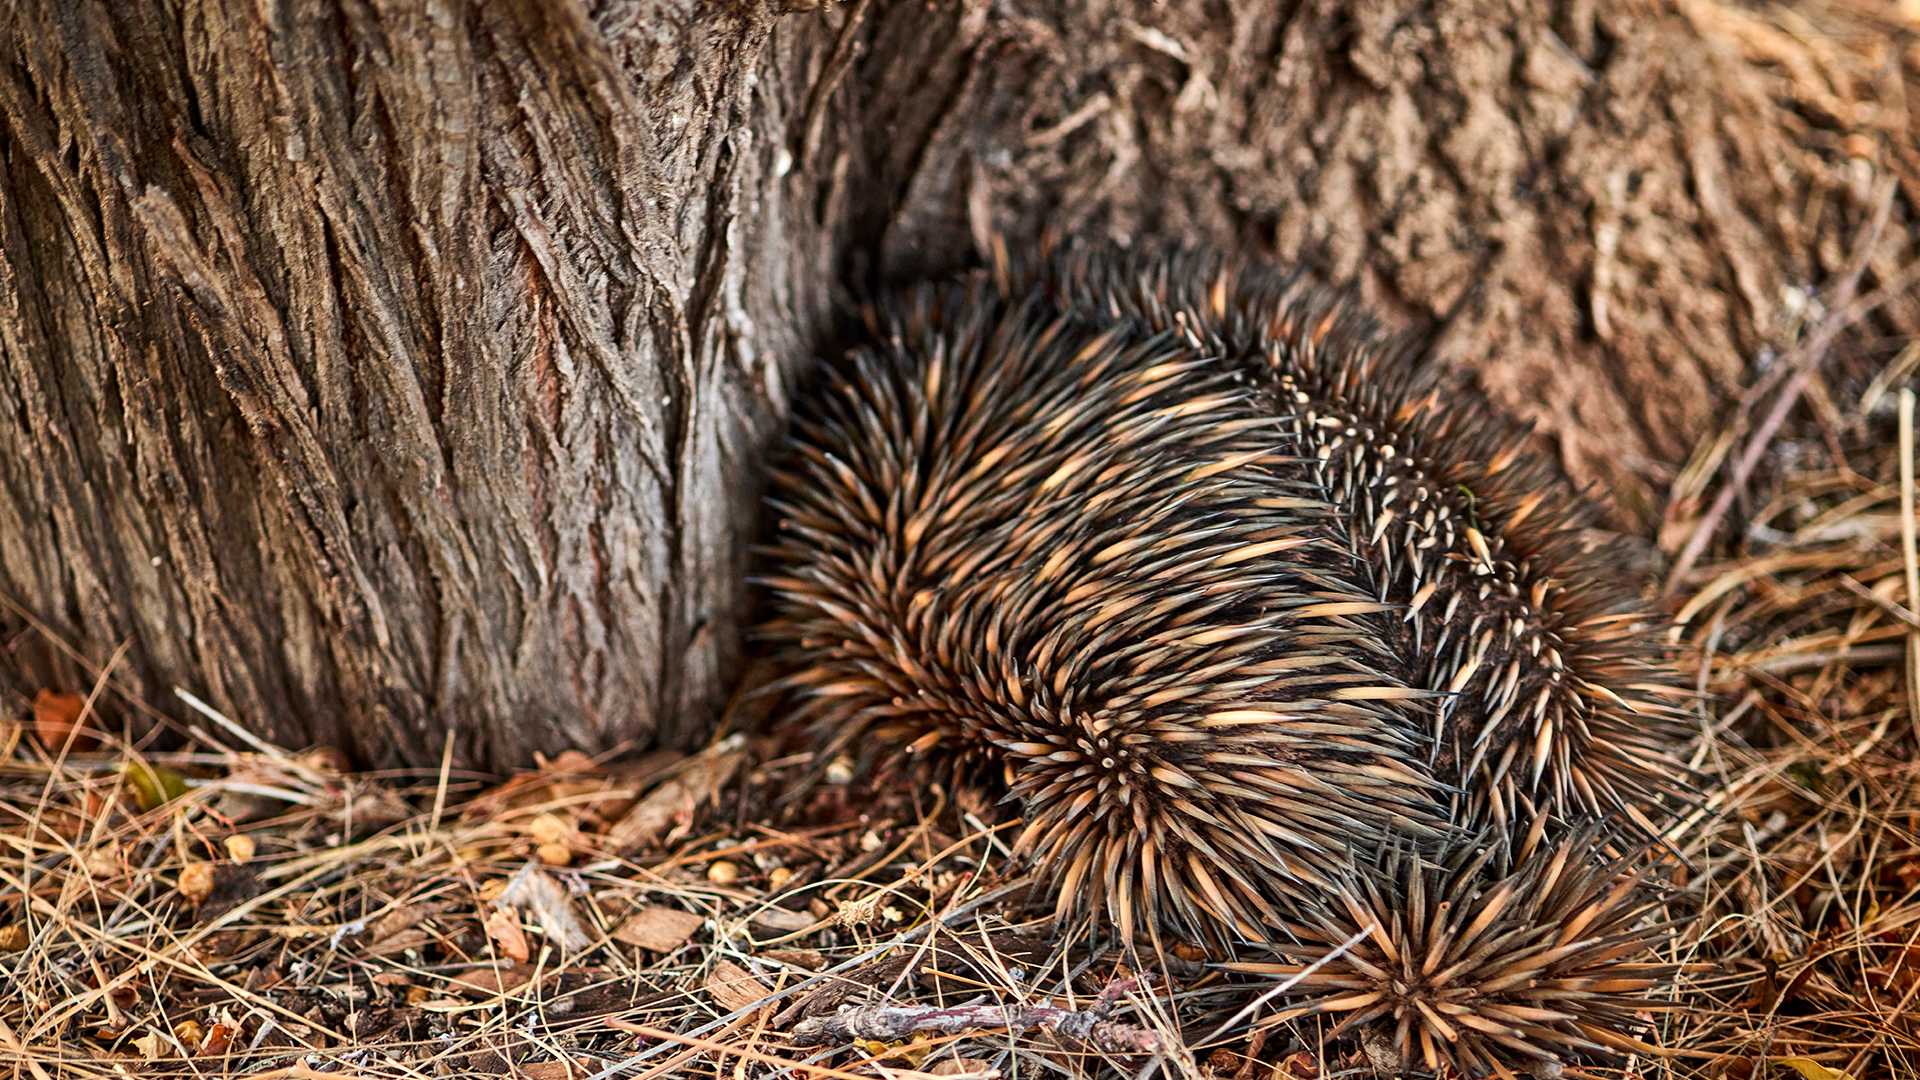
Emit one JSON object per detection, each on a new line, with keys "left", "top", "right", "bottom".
{"left": 1227, "top": 825, "right": 1683, "bottom": 1079}
{"left": 1049, "top": 251, "right": 1694, "bottom": 836}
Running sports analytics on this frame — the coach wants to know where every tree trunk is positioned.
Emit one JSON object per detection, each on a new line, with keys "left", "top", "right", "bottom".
{"left": 3, "top": 0, "right": 1912, "bottom": 771}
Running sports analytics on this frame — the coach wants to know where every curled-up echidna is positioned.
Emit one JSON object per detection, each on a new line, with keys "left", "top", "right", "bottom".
{"left": 760, "top": 250, "right": 1690, "bottom": 1075}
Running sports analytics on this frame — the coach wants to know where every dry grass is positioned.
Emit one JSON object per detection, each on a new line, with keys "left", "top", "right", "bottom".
{"left": 0, "top": 680, "right": 1127, "bottom": 1080}
{"left": 1647, "top": 372, "right": 1920, "bottom": 1079}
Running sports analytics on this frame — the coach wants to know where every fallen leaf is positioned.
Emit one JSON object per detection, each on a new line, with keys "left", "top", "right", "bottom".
{"left": 197, "top": 1023, "right": 235, "bottom": 1057}
{"left": 1777, "top": 1060, "right": 1857, "bottom": 1080}
{"left": 362, "top": 927, "right": 435, "bottom": 959}
{"left": 34, "top": 688, "right": 97, "bottom": 751}
{"left": 759, "top": 948, "right": 825, "bottom": 970}
{"left": 612, "top": 906, "right": 705, "bottom": 952}
{"left": 705, "top": 959, "right": 770, "bottom": 1013}
{"left": 494, "top": 864, "right": 594, "bottom": 953}
{"left": 447, "top": 964, "right": 532, "bottom": 998}
{"left": 605, "top": 735, "right": 746, "bottom": 850}
{"left": 1278, "top": 1053, "right": 1319, "bottom": 1079}
{"left": 371, "top": 903, "right": 429, "bottom": 943}
{"left": 749, "top": 907, "right": 818, "bottom": 934}
{"left": 132, "top": 1031, "right": 166, "bottom": 1060}
{"left": 81, "top": 843, "right": 122, "bottom": 878}
{"left": 119, "top": 760, "right": 189, "bottom": 811}
{"left": 485, "top": 907, "right": 531, "bottom": 963}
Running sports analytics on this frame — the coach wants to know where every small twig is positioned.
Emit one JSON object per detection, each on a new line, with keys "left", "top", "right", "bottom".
{"left": 597, "top": 880, "right": 1032, "bottom": 1080}
{"left": 790, "top": 976, "right": 1163, "bottom": 1056}
{"left": 1666, "top": 172, "right": 1900, "bottom": 594}
{"left": 1835, "top": 573, "right": 1920, "bottom": 630}
{"left": 427, "top": 722, "right": 456, "bottom": 836}
{"left": 176, "top": 686, "right": 288, "bottom": 759}
{"left": 1900, "top": 389, "right": 1919, "bottom": 734}
{"left": 0, "top": 1013, "right": 57, "bottom": 1080}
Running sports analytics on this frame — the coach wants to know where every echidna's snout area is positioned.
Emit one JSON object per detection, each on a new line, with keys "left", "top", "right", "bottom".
{"left": 760, "top": 251, "right": 1692, "bottom": 1077}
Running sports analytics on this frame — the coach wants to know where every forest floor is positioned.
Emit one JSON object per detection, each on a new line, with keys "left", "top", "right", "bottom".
{"left": 3, "top": 328, "right": 1919, "bottom": 1080}
{"left": 6, "top": 0, "right": 1920, "bottom": 1075}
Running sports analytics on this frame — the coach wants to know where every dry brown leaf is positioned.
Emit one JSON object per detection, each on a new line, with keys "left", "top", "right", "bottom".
{"left": 494, "top": 864, "right": 594, "bottom": 953}
{"left": 447, "top": 964, "right": 531, "bottom": 999}
{"left": 705, "top": 959, "right": 770, "bottom": 1013}
{"left": 370, "top": 903, "right": 429, "bottom": 944}
{"left": 749, "top": 906, "right": 817, "bottom": 934}
{"left": 132, "top": 1031, "right": 166, "bottom": 1060}
{"left": 80, "top": 843, "right": 120, "bottom": 878}
{"left": 197, "top": 1023, "right": 235, "bottom": 1058}
{"left": 33, "top": 688, "right": 96, "bottom": 752}
{"left": 611, "top": 905, "right": 705, "bottom": 952}
{"left": 759, "top": 948, "right": 825, "bottom": 970}
{"left": 362, "top": 928, "right": 436, "bottom": 959}
{"left": 605, "top": 735, "right": 746, "bottom": 850}
{"left": 484, "top": 907, "right": 531, "bottom": 963}
{"left": 1277, "top": 1053, "right": 1320, "bottom": 1079}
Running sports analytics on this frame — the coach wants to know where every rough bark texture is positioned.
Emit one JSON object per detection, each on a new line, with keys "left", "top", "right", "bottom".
{"left": 2, "top": 0, "right": 1914, "bottom": 770}
{"left": 0, "top": 0, "right": 808, "bottom": 769}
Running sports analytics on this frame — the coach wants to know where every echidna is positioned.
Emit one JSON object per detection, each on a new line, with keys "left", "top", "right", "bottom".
{"left": 761, "top": 250, "right": 1688, "bottom": 1075}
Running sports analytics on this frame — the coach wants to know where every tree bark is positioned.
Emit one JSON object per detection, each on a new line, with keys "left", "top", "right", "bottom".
{"left": 0, "top": 0, "right": 809, "bottom": 769}
{"left": 2, "top": 0, "right": 1913, "bottom": 771}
